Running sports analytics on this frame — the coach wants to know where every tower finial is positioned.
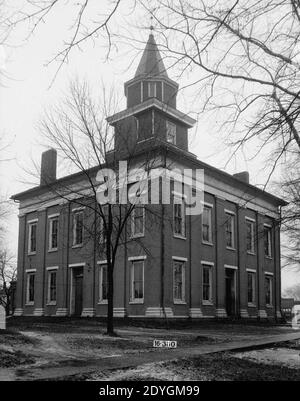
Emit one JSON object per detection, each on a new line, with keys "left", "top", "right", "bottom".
{"left": 149, "top": 14, "right": 154, "bottom": 33}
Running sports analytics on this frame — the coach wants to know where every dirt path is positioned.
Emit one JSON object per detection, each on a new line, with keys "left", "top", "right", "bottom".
{"left": 2, "top": 330, "right": 300, "bottom": 381}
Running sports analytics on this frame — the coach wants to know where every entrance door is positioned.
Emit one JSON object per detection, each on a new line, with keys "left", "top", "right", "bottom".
{"left": 73, "top": 269, "right": 83, "bottom": 316}
{"left": 225, "top": 268, "right": 236, "bottom": 317}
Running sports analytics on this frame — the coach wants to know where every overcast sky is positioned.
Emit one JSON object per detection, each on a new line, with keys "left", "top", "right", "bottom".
{"left": 0, "top": 1, "right": 296, "bottom": 290}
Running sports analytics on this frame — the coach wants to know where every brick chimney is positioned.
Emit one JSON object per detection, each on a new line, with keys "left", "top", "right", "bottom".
{"left": 40, "top": 148, "right": 57, "bottom": 186}
{"left": 233, "top": 171, "right": 249, "bottom": 184}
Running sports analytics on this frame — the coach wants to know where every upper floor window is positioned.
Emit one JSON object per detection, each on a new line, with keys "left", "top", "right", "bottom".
{"left": 202, "top": 263, "right": 213, "bottom": 303}
{"left": 173, "top": 260, "right": 185, "bottom": 303}
{"left": 225, "top": 212, "right": 235, "bottom": 249}
{"left": 246, "top": 219, "right": 255, "bottom": 254}
{"left": 130, "top": 260, "right": 144, "bottom": 303}
{"left": 73, "top": 211, "right": 84, "bottom": 246}
{"left": 131, "top": 206, "right": 145, "bottom": 237}
{"left": 28, "top": 221, "right": 37, "bottom": 254}
{"left": 148, "top": 82, "right": 156, "bottom": 98}
{"left": 202, "top": 206, "right": 212, "bottom": 243}
{"left": 49, "top": 217, "right": 59, "bottom": 251}
{"left": 99, "top": 264, "right": 108, "bottom": 303}
{"left": 265, "top": 275, "right": 273, "bottom": 306}
{"left": 247, "top": 271, "right": 256, "bottom": 305}
{"left": 26, "top": 272, "right": 35, "bottom": 304}
{"left": 166, "top": 121, "right": 176, "bottom": 144}
{"left": 173, "top": 201, "right": 185, "bottom": 237}
{"left": 264, "top": 225, "right": 272, "bottom": 257}
{"left": 47, "top": 270, "right": 57, "bottom": 304}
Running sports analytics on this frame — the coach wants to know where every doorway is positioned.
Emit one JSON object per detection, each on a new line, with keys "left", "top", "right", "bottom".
{"left": 71, "top": 267, "right": 83, "bottom": 316}
{"left": 225, "top": 268, "right": 236, "bottom": 317}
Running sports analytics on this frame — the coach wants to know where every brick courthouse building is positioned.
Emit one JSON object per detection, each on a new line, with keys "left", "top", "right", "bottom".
{"left": 12, "top": 33, "right": 286, "bottom": 320}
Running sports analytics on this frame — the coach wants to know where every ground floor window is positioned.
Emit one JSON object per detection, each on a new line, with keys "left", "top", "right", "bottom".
{"left": 202, "top": 263, "right": 212, "bottom": 303}
{"left": 265, "top": 275, "right": 273, "bottom": 306}
{"left": 247, "top": 271, "right": 256, "bottom": 305}
{"left": 130, "top": 260, "right": 144, "bottom": 303}
{"left": 47, "top": 270, "right": 57, "bottom": 304}
{"left": 173, "top": 260, "right": 185, "bottom": 303}
{"left": 26, "top": 273, "right": 35, "bottom": 304}
{"left": 99, "top": 264, "right": 108, "bottom": 303}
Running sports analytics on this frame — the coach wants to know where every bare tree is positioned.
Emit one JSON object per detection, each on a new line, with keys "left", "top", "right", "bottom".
{"left": 283, "top": 283, "right": 300, "bottom": 301}
{"left": 35, "top": 79, "right": 170, "bottom": 335}
{"left": 0, "top": 249, "right": 16, "bottom": 315}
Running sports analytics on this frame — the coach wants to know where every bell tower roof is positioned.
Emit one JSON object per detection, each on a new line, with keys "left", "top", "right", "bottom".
{"left": 134, "top": 33, "right": 168, "bottom": 79}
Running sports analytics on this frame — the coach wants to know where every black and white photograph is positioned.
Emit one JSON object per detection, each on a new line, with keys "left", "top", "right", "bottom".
{"left": 1, "top": 0, "right": 300, "bottom": 385}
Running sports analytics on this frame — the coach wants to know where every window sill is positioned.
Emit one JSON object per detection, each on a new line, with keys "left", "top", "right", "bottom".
{"left": 72, "top": 244, "right": 83, "bottom": 249}
{"left": 46, "top": 302, "right": 56, "bottom": 306}
{"left": 247, "top": 251, "right": 256, "bottom": 256}
{"left": 48, "top": 248, "right": 58, "bottom": 253}
{"left": 98, "top": 300, "right": 108, "bottom": 305}
{"left": 202, "top": 301, "right": 213, "bottom": 306}
{"left": 173, "top": 234, "right": 186, "bottom": 240}
{"left": 25, "top": 302, "right": 34, "bottom": 306}
{"left": 28, "top": 252, "right": 36, "bottom": 256}
{"left": 226, "top": 246, "right": 236, "bottom": 251}
{"left": 247, "top": 303, "right": 256, "bottom": 308}
{"left": 131, "top": 234, "right": 145, "bottom": 239}
{"left": 266, "top": 304, "right": 273, "bottom": 308}
{"left": 173, "top": 300, "right": 186, "bottom": 305}
{"left": 202, "top": 241, "right": 213, "bottom": 246}
{"left": 265, "top": 256, "right": 272, "bottom": 260}
{"left": 129, "top": 300, "right": 144, "bottom": 304}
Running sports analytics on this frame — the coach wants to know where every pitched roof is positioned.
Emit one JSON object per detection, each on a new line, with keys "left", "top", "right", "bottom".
{"left": 135, "top": 34, "right": 168, "bottom": 78}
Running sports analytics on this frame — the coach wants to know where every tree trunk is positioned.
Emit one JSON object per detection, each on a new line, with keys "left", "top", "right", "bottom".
{"left": 107, "top": 261, "right": 115, "bottom": 336}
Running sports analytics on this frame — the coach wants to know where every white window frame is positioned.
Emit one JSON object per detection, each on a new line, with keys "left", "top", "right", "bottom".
{"left": 26, "top": 271, "right": 36, "bottom": 305}
{"left": 225, "top": 210, "right": 235, "bottom": 249}
{"left": 130, "top": 259, "right": 145, "bottom": 304}
{"left": 47, "top": 268, "right": 58, "bottom": 305}
{"left": 48, "top": 216, "right": 59, "bottom": 252}
{"left": 131, "top": 206, "right": 145, "bottom": 238}
{"left": 173, "top": 259, "right": 186, "bottom": 304}
{"left": 247, "top": 270, "right": 256, "bottom": 306}
{"left": 99, "top": 263, "right": 108, "bottom": 304}
{"left": 28, "top": 220, "right": 38, "bottom": 255}
{"left": 173, "top": 198, "right": 185, "bottom": 239}
{"left": 166, "top": 120, "right": 176, "bottom": 144}
{"left": 265, "top": 274, "right": 273, "bottom": 307}
{"left": 201, "top": 261, "right": 213, "bottom": 305}
{"left": 245, "top": 218, "right": 255, "bottom": 254}
{"left": 73, "top": 210, "right": 84, "bottom": 247}
{"left": 264, "top": 224, "right": 272, "bottom": 258}
{"left": 202, "top": 205, "right": 213, "bottom": 244}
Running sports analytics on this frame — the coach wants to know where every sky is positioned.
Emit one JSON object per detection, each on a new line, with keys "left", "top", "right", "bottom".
{"left": 0, "top": 0, "right": 297, "bottom": 291}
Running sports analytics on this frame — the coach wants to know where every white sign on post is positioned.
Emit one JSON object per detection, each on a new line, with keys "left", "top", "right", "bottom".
{"left": 0, "top": 305, "right": 6, "bottom": 330}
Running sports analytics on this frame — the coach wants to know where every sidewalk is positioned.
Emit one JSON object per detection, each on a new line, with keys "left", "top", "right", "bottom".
{"left": 3, "top": 330, "right": 300, "bottom": 381}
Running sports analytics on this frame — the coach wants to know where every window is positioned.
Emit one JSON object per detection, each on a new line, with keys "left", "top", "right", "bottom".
{"left": 247, "top": 272, "right": 256, "bottom": 304}
{"left": 28, "top": 222, "right": 37, "bottom": 254}
{"left": 265, "top": 275, "right": 273, "bottom": 306}
{"left": 26, "top": 273, "right": 35, "bottom": 304}
{"left": 225, "top": 212, "right": 235, "bottom": 248}
{"left": 47, "top": 270, "right": 57, "bottom": 303}
{"left": 49, "top": 217, "right": 59, "bottom": 251}
{"left": 202, "top": 206, "right": 212, "bottom": 243}
{"left": 99, "top": 264, "right": 108, "bottom": 303}
{"left": 173, "top": 260, "right": 185, "bottom": 303}
{"left": 166, "top": 121, "right": 176, "bottom": 144}
{"left": 130, "top": 260, "right": 144, "bottom": 303}
{"left": 73, "top": 211, "right": 83, "bottom": 246}
{"left": 202, "top": 264, "right": 212, "bottom": 303}
{"left": 148, "top": 81, "right": 156, "bottom": 97}
{"left": 131, "top": 206, "right": 145, "bottom": 237}
{"left": 173, "top": 201, "right": 185, "bottom": 237}
{"left": 264, "top": 225, "right": 272, "bottom": 257}
{"left": 246, "top": 219, "right": 255, "bottom": 254}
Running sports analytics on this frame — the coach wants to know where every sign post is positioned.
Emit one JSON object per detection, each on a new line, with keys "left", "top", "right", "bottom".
{"left": 0, "top": 305, "right": 6, "bottom": 330}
